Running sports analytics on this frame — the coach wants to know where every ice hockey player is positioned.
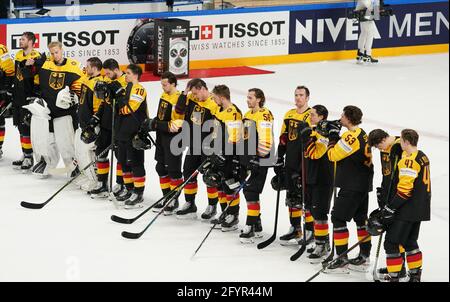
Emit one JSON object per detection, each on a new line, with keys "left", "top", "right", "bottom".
{"left": 31, "top": 41, "right": 84, "bottom": 178}
{"left": 144, "top": 71, "right": 184, "bottom": 215}
{"left": 115, "top": 64, "right": 148, "bottom": 209}
{"left": 369, "top": 129, "right": 431, "bottom": 282}
{"left": 355, "top": 0, "right": 380, "bottom": 63}
{"left": 75, "top": 57, "right": 108, "bottom": 192}
{"left": 368, "top": 128, "right": 407, "bottom": 278}
{"left": 11, "top": 32, "right": 42, "bottom": 171}
{"left": 303, "top": 105, "right": 335, "bottom": 262}
{"left": 174, "top": 78, "right": 220, "bottom": 220}
{"left": 275, "top": 86, "right": 313, "bottom": 246}
{"left": 0, "top": 44, "right": 14, "bottom": 161}
{"left": 203, "top": 84, "right": 243, "bottom": 230}
{"left": 88, "top": 58, "right": 127, "bottom": 199}
{"left": 325, "top": 105, "right": 374, "bottom": 274}
{"left": 238, "top": 88, "right": 274, "bottom": 243}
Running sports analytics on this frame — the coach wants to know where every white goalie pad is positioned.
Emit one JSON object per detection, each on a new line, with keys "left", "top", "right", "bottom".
{"left": 53, "top": 115, "right": 76, "bottom": 163}
{"left": 22, "top": 98, "right": 51, "bottom": 120}
{"left": 30, "top": 115, "right": 59, "bottom": 168}
{"left": 74, "top": 128, "right": 96, "bottom": 183}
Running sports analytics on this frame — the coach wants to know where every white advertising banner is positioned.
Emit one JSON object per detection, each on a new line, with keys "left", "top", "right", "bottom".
{"left": 183, "top": 11, "right": 289, "bottom": 60}
{"left": 4, "top": 11, "right": 290, "bottom": 65}
{"left": 5, "top": 19, "right": 136, "bottom": 64}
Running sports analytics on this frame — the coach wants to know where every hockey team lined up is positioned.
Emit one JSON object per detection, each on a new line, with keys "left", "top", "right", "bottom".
{"left": 0, "top": 32, "right": 431, "bottom": 282}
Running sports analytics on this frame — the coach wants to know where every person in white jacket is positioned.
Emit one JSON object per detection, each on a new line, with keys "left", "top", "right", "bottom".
{"left": 356, "top": 0, "right": 380, "bottom": 63}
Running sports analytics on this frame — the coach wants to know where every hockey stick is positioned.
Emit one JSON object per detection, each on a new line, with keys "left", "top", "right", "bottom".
{"left": 111, "top": 162, "right": 208, "bottom": 224}
{"left": 373, "top": 155, "right": 399, "bottom": 282}
{"left": 257, "top": 171, "right": 282, "bottom": 250}
{"left": 290, "top": 139, "right": 309, "bottom": 261}
{"left": 191, "top": 172, "right": 252, "bottom": 259}
{"left": 108, "top": 96, "right": 120, "bottom": 209}
{"left": 0, "top": 102, "right": 12, "bottom": 118}
{"left": 20, "top": 144, "right": 113, "bottom": 209}
{"left": 306, "top": 234, "right": 371, "bottom": 282}
{"left": 321, "top": 161, "right": 338, "bottom": 266}
{"left": 121, "top": 160, "right": 211, "bottom": 239}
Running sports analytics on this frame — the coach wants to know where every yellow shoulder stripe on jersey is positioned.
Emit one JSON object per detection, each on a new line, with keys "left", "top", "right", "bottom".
{"left": 120, "top": 83, "right": 147, "bottom": 115}
{"left": 396, "top": 152, "right": 421, "bottom": 199}
{"left": 328, "top": 128, "right": 362, "bottom": 162}
{"left": 306, "top": 131, "right": 329, "bottom": 159}
{"left": 0, "top": 45, "right": 15, "bottom": 76}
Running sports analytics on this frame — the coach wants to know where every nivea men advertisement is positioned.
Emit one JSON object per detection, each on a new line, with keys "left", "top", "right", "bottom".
{"left": 289, "top": 1, "right": 449, "bottom": 54}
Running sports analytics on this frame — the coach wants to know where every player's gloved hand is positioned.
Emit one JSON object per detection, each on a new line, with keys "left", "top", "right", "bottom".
{"left": 140, "top": 118, "right": 156, "bottom": 133}
{"left": 56, "top": 86, "right": 79, "bottom": 109}
{"left": 247, "top": 155, "right": 260, "bottom": 175}
{"left": 108, "top": 81, "right": 124, "bottom": 98}
{"left": 328, "top": 122, "right": 342, "bottom": 145}
{"left": 316, "top": 120, "right": 330, "bottom": 137}
{"left": 299, "top": 125, "right": 312, "bottom": 145}
{"left": 209, "top": 154, "right": 226, "bottom": 169}
{"left": 274, "top": 156, "right": 285, "bottom": 176}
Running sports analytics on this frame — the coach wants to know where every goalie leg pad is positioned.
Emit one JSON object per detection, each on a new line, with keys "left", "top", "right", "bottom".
{"left": 30, "top": 115, "right": 52, "bottom": 161}
{"left": 53, "top": 115, "right": 76, "bottom": 163}
{"left": 74, "top": 128, "right": 96, "bottom": 182}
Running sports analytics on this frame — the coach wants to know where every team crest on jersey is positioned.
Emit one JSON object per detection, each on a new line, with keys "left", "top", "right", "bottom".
{"left": 79, "top": 86, "right": 88, "bottom": 105}
{"left": 158, "top": 101, "right": 169, "bottom": 120}
{"left": 191, "top": 105, "right": 205, "bottom": 125}
{"left": 243, "top": 120, "right": 254, "bottom": 140}
{"left": 382, "top": 154, "right": 392, "bottom": 176}
{"left": 16, "top": 68, "right": 24, "bottom": 82}
{"left": 49, "top": 72, "right": 66, "bottom": 90}
{"left": 288, "top": 120, "right": 299, "bottom": 141}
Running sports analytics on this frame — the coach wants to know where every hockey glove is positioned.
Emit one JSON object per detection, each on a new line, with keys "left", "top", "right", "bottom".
{"left": 140, "top": 118, "right": 157, "bottom": 133}
{"left": 273, "top": 156, "right": 285, "bottom": 176}
{"left": 56, "top": 86, "right": 79, "bottom": 109}
{"left": 247, "top": 155, "right": 260, "bottom": 176}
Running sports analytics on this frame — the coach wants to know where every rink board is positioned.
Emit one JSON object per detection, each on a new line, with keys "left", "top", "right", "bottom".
{"left": 0, "top": 0, "right": 448, "bottom": 68}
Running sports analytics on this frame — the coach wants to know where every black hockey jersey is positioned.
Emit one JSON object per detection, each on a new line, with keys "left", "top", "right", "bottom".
{"left": 328, "top": 127, "right": 374, "bottom": 193}
{"left": 35, "top": 57, "right": 85, "bottom": 118}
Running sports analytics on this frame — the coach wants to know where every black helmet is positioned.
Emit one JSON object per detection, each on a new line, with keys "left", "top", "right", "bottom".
{"left": 81, "top": 126, "right": 98, "bottom": 144}
{"left": 271, "top": 172, "right": 287, "bottom": 191}
{"left": 202, "top": 169, "right": 224, "bottom": 188}
{"left": 132, "top": 131, "right": 152, "bottom": 150}
{"left": 367, "top": 208, "right": 385, "bottom": 236}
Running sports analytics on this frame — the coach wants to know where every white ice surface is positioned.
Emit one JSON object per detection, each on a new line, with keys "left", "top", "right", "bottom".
{"left": 0, "top": 53, "right": 448, "bottom": 282}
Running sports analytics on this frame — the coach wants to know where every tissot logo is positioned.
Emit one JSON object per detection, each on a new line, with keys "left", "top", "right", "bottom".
{"left": 200, "top": 25, "right": 213, "bottom": 40}
{"left": 11, "top": 34, "right": 40, "bottom": 49}
{"left": 10, "top": 30, "right": 119, "bottom": 50}
{"left": 190, "top": 21, "right": 285, "bottom": 40}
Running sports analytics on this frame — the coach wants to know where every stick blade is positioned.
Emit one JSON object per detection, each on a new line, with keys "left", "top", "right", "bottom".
{"left": 111, "top": 215, "right": 133, "bottom": 224}
{"left": 290, "top": 244, "right": 306, "bottom": 261}
{"left": 20, "top": 201, "right": 45, "bottom": 209}
{"left": 121, "top": 231, "right": 142, "bottom": 239}
{"left": 257, "top": 235, "right": 275, "bottom": 250}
